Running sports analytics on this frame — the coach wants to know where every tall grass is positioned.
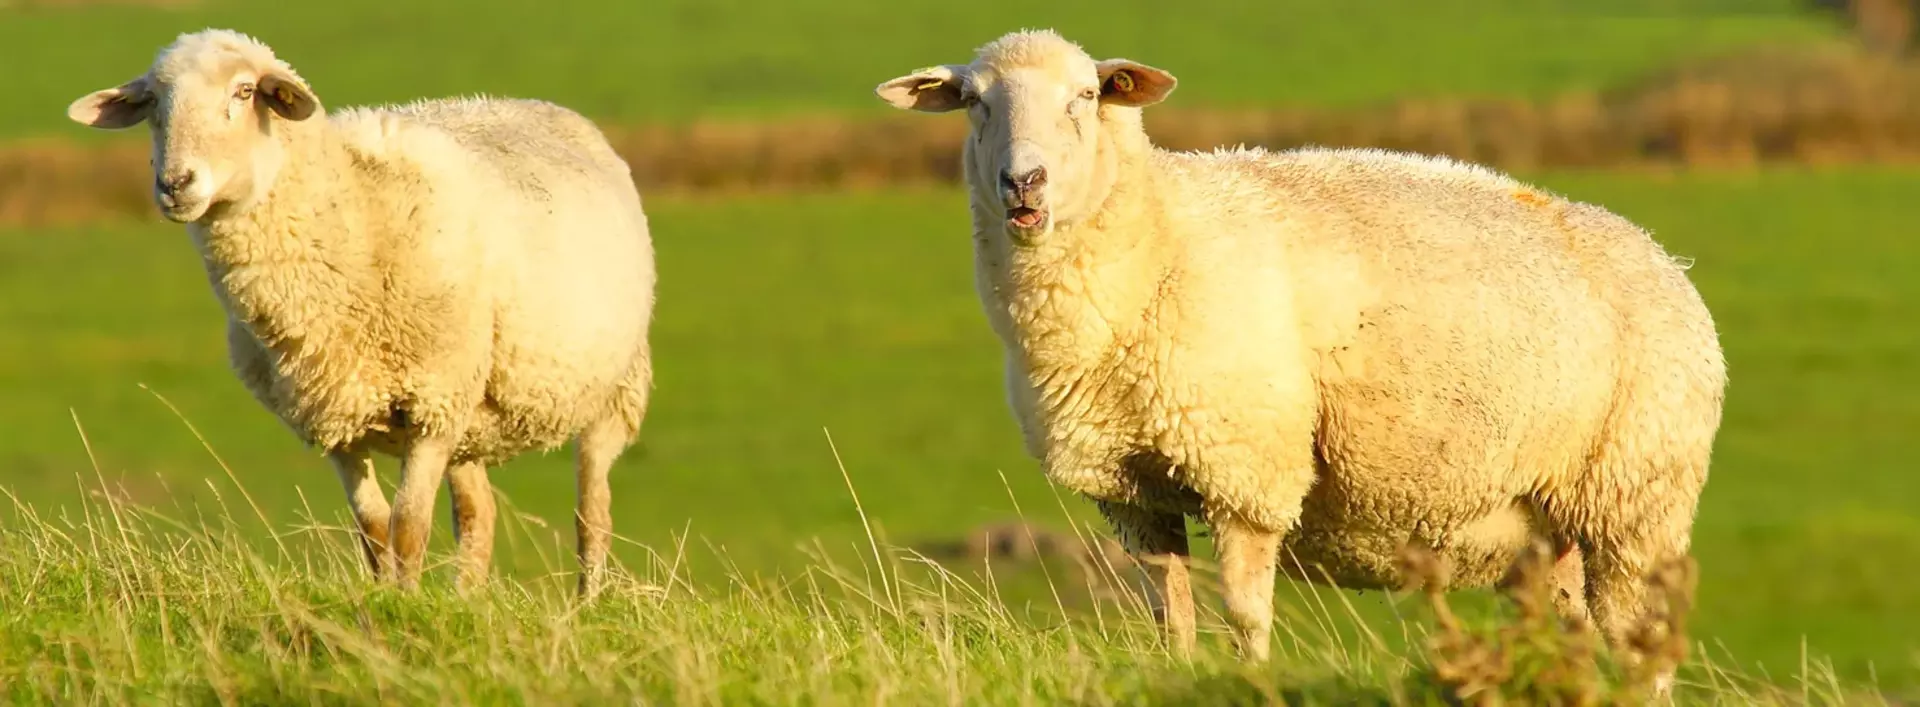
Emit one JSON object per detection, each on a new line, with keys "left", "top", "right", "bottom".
{"left": 0, "top": 420, "right": 1894, "bottom": 705}
{"left": 0, "top": 448, "right": 1377, "bottom": 704}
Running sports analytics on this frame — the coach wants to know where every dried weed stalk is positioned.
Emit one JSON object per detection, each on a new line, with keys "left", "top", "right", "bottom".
{"left": 1397, "top": 540, "right": 1699, "bottom": 706}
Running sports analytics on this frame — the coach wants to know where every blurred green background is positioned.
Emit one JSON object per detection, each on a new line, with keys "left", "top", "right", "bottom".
{"left": 1, "top": 0, "right": 1915, "bottom": 691}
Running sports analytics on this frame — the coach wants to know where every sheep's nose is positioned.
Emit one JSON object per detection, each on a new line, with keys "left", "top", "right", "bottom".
{"left": 157, "top": 171, "right": 196, "bottom": 196}
{"left": 1001, "top": 167, "right": 1047, "bottom": 191}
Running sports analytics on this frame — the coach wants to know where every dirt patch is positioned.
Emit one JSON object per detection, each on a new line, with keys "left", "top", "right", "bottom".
{"left": 912, "top": 520, "right": 1138, "bottom": 599}
{"left": 913, "top": 520, "right": 1132, "bottom": 569}
{"left": 0, "top": 140, "right": 154, "bottom": 227}
{"left": 11, "top": 47, "right": 1920, "bottom": 227}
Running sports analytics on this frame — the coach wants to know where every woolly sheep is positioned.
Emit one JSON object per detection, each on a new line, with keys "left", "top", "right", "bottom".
{"left": 875, "top": 29, "right": 1726, "bottom": 688}
{"left": 66, "top": 29, "right": 656, "bottom": 597}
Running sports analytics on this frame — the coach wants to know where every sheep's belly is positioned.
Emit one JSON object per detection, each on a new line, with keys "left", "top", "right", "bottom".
{"left": 339, "top": 396, "right": 589, "bottom": 466}
{"left": 1278, "top": 501, "right": 1542, "bottom": 590}
{"left": 454, "top": 395, "right": 594, "bottom": 465}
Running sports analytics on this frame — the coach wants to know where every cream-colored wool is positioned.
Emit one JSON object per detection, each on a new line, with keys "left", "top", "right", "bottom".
{"left": 877, "top": 30, "right": 1726, "bottom": 687}
{"left": 68, "top": 29, "right": 655, "bottom": 596}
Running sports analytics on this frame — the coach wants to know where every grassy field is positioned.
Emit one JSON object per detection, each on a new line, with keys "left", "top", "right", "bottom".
{"left": 1, "top": 0, "right": 1915, "bottom": 702}
{"left": 3, "top": 169, "right": 1919, "bottom": 695}
{"left": 2, "top": 0, "right": 1840, "bottom": 138}
{"left": 3, "top": 487, "right": 1869, "bottom": 705}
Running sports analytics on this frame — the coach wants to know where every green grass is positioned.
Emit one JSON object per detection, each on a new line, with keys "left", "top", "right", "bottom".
{"left": 1, "top": 168, "right": 1918, "bottom": 695}
{"left": 0, "top": 486, "right": 1880, "bottom": 705}
{"left": 1, "top": 0, "right": 1840, "bottom": 139}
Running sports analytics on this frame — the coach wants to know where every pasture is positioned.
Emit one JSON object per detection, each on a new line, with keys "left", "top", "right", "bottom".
{"left": 0, "top": 0, "right": 1915, "bottom": 703}
{"left": 5, "top": 171, "right": 1920, "bottom": 694}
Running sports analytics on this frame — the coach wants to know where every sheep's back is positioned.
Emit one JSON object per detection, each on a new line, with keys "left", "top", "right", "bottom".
{"left": 1171, "top": 146, "right": 1716, "bottom": 497}
{"left": 352, "top": 97, "right": 655, "bottom": 455}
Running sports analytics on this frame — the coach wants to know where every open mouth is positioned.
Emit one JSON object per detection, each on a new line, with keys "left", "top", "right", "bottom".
{"left": 1007, "top": 206, "right": 1047, "bottom": 230}
{"left": 156, "top": 198, "right": 207, "bottom": 223}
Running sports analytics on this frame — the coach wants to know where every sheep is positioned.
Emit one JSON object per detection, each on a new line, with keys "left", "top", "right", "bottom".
{"left": 66, "top": 29, "right": 656, "bottom": 597}
{"left": 874, "top": 29, "right": 1726, "bottom": 691}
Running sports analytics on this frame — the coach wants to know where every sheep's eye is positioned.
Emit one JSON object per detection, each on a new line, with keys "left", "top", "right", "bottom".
{"left": 234, "top": 84, "right": 255, "bottom": 101}
{"left": 1079, "top": 87, "right": 1099, "bottom": 101}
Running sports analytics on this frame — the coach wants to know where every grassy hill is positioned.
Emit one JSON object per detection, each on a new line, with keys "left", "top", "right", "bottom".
{"left": 2, "top": 0, "right": 1838, "bottom": 138}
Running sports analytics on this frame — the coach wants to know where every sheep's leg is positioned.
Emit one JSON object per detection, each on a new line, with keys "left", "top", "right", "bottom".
{"left": 1581, "top": 505, "right": 1697, "bottom": 701}
{"left": 574, "top": 418, "right": 631, "bottom": 600}
{"left": 329, "top": 449, "right": 391, "bottom": 580}
{"left": 1098, "top": 502, "right": 1195, "bottom": 658}
{"left": 1213, "top": 511, "right": 1283, "bottom": 662}
{"left": 1547, "top": 541, "right": 1590, "bottom": 622}
{"left": 1546, "top": 449, "right": 1705, "bottom": 701}
{"left": 389, "top": 438, "right": 454, "bottom": 591}
{"left": 446, "top": 461, "right": 496, "bottom": 592}
{"left": 1497, "top": 533, "right": 1591, "bottom": 622}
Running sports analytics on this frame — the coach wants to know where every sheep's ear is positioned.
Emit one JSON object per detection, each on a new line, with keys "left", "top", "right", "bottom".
{"left": 259, "top": 70, "right": 318, "bottom": 121}
{"left": 874, "top": 64, "right": 968, "bottom": 113}
{"left": 67, "top": 77, "right": 153, "bottom": 129}
{"left": 1096, "top": 59, "right": 1177, "bottom": 108}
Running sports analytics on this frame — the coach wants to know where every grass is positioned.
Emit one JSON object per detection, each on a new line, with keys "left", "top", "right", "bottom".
{"left": 0, "top": 461, "right": 1886, "bottom": 705}
{"left": 2, "top": 168, "right": 1919, "bottom": 696}
{"left": 0, "top": 0, "right": 1841, "bottom": 139}
{"left": 0, "top": 474, "right": 1326, "bottom": 704}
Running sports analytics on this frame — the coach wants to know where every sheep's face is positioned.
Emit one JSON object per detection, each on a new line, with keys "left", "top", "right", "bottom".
{"left": 67, "top": 31, "right": 319, "bottom": 224}
{"left": 875, "top": 31, "right": 1175, "bottom": 243}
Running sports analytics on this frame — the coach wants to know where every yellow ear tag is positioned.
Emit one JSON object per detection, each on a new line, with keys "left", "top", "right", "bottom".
{"left": 911, "top": 67, "right": 948, "bottom": 92}
{"left": 1110, "top": 72, "right": 1135, "bottom": 93}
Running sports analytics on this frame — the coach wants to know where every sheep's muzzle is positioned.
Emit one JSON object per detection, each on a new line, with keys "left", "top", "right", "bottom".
{"left": 1007, "top": 206, "right": 1048, "bottom": 232}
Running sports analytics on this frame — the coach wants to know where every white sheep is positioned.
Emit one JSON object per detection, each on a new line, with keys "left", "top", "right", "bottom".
{"left": 67, "top": 29, "right": 656, "bottom": 596}
{"left": 875, "top": 29, "right": 1726, "bottom": 690}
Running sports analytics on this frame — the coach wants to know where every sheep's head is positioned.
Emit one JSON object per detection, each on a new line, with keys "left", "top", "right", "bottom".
{"left": 875, "top": 30, "right": 1175, "bottom": 243}
{"left": 66, "top": 29, "right": 319, "bottom": 224}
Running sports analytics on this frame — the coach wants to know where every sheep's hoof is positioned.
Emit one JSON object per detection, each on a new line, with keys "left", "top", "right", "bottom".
{"left": 454, "top": 572, "right": 489, "bottom": 596}
{"left": 577, "top": 577, "right": 606, "bottom": 602}
{"left": 393, "top": 571, "right": 423, "bottom": 592}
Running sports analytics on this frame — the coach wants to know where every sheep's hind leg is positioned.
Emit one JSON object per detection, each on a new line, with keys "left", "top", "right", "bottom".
{"left": 1496, "top": 533, "right": 1591, "bottom": 623}
{"left": 1545, "top": 540, "right": 1590, "bottom": 622}
{"left": 1543, "top": 463, "right": 1702, "bottom": 701}
{"left": 575, "top": 417, "right": 635, "bottom": 600}
{"left": 446, "top": 461, "right": 496, "bottom": 592}
{"left": 329, "top": 449, "right": 392, "bottom": 580}
{"left": 389, "top": 438, "right": 454, "bottom": 591}
{"left": 1213, "top": 510, "right": 1284, "bottom": 662}
{"left": 1099, "top": 501, "right": 1195, "bottom": 658}
{"left": 1580, "top": 503, "right": 1697, "bottom": 701}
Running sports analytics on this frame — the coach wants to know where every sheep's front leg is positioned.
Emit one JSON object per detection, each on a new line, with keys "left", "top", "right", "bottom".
{"left": 1214, "top": 511, "right": 1284, "bottom": 662}
{"left": 329, "top": 449, "right": 391, "bottom": 580}
{"left": 446, "top": 461, "right": 496, "bottom": 592}
{"left": 389, "top": 438, "right": 454, "bottom": 590}
{"left": 1099, "top": 501, "right": 1196, "bottom": 658}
